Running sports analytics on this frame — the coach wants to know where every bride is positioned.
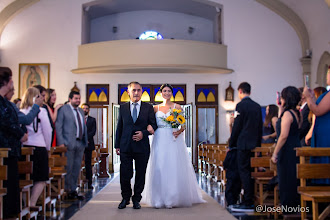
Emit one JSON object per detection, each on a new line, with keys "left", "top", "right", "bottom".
{"left": 142, "top": 83, "right": 205, "bottom": 208}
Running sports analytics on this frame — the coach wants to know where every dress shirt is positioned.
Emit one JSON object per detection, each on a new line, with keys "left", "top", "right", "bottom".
{"left": 130, "top": 100, "right": 141, "bottom": 119}
{"left": 69, "top": 103, "right": 85, "bottom": 139}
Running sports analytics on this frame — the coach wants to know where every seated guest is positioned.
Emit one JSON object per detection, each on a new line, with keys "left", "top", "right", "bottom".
{"left": 0, "top": 67, "right": 28, "bottom": 218}
{"left": 304, "top": 87, "right": 327, "bottom": 146}
{"left": 20, "top": 87, "right": 52, "bottom": 207}
{"left": 45, "top": 88, "right": 63, "bottom": 146}
{"left": 303, "top": 67, "right": 330, "bottom": 185}
{"left": 262, "top": 104, "right": 278, "bottom": 143}
{"left": 271, "top": 86, "right": 302, "bottom": 210}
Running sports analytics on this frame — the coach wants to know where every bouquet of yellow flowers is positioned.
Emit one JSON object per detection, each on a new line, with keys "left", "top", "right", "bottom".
{"left": 162, "top": 108, "right": 186, "bottom": 128}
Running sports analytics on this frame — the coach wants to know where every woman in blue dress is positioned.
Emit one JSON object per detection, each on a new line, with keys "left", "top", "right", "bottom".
{"left": 303, "top": 67, "right": 330, "bottom": 185}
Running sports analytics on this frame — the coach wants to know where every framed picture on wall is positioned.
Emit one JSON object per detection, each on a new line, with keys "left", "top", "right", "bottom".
{"left": 18, "top": 63, "right": 50, "bottom": 97}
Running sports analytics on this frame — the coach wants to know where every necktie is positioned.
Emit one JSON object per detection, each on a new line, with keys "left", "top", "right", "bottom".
{"left": 132, "top": 103, "right": 138, "bottom": 123}
{"left": 75, "top": 109, "right": 83, "bottom": 140}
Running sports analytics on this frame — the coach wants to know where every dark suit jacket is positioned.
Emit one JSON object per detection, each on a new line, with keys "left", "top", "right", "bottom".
{"left": 86, "top": 115, "right": 96, "bottom": 151}
{"left": 115, "top": 102, "right": 157, "bottom": 153}
{"left": 299, "top": 104, "right": 311, "bottom": 145}
{"left": 229, "top": 97, "right": 263, "bottom": 150}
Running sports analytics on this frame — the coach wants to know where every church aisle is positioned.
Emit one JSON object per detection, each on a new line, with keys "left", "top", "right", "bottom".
{"left": 70, "top": 174, "right": 236, "bottom": 220}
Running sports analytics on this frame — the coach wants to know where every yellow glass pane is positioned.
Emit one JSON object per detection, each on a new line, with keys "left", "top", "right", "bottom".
{"left": 121, "top": 91, "right": 130, "bottom": 102}
{"left": 197, "top": 92, "right": 206, "bottom": 102}
{"left": 170, "top": 95, "right": 174, "bottom": 101}
{"left": 174, "top": 91, "right": 184, "bottom": 101}
{"left": 98, "top": 91, "right": 107, "bottom": 102}
{"left": 155, "top": 91, "right": 163, "bottom": 102}
{"left": 207, "top": 92, "right": 216, "bottom": 102}
{"left": 89, "top": 91, "right": 98, "bottom": 102}
{"left": 141, "top": 91, "right": 150, "bottom": 102}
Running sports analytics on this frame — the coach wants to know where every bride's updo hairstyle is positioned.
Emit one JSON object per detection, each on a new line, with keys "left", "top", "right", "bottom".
{"left": 160, "top": 83, "right": 173, "bottom": 93}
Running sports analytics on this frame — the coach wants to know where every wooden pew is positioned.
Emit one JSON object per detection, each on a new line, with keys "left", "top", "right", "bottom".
{"left": 212, "top": 145, "right": 228, "bottom": 191}
{"left": 269, "top": 159, "right": 279, "bottom": 219}
{"left": 19, "top": 147, "right": 39, "bottom": 220}
{"left": 0, "top": 148, "right": 9, "bottom": 220}
{"left": 296, "top": 147, "right": 330, "bottom": 220}
{"left": 198, "top": 143, "right": 207, "bottom": 174}
{"left": 251, "top": 146, "right": 275, "bottom": 206}
{"left": 50, "top": 146, "right": 67, "bottom": 202}
{"left": 39, "top": 156, "right": 56, "bottom": 216}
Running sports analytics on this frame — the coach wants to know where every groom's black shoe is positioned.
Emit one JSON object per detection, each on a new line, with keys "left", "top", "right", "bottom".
{"left": 133, "top": 201, "right": 141, "bottom": 209}
{"left": 118, "top": 199, "right": 130, "bottom": 209}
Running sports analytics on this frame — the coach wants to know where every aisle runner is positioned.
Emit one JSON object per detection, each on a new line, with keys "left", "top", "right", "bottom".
{"left": 70, "top": 175, "right": 235, "bottom": 220}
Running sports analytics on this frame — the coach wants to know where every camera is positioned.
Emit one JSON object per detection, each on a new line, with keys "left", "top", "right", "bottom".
{"left": 276, "top": 91, "right": 281, "bottom": 105}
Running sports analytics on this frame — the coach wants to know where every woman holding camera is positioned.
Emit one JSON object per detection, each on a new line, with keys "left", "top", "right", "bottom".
{"left": 303, "top": 67, "right": 330, "bottom": 185}
{"left": 20, "top": 87, "right": 52, "bottom": 207}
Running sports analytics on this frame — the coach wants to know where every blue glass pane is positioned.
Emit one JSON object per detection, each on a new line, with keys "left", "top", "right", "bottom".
{"left": 142, "top": 87, "right": 150, "bottom": 95}
{"left": 121, "top": 87, "right": 128, "bottom": 95}
{"left": 89, "top": 88, "right": 108, "bottom": 96}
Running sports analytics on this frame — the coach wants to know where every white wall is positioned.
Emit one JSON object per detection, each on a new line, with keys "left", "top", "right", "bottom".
{"left": 280, "top": 0, "right": 330, "bottom": 87}
{"left": 0, "top": 0, "right": 303, "bottom": 146}
{"left": 90, "top": 10, "right": 214, "bottom": 43}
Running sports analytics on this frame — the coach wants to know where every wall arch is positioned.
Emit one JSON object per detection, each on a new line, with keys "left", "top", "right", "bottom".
{"left": 0, "top": 0, "right": 40, "bottom": 41}
{"left": 316, "top": 51, "right": 330, "bottom": 86}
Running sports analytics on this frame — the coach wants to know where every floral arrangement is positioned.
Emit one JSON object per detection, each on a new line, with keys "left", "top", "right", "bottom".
{"left": 162, "top": 108, "right": 186, "bottom": 128}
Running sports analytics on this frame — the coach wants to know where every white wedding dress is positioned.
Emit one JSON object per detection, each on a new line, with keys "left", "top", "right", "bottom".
{"left": 142, "top": 106, "right": 205, "bottom": 208}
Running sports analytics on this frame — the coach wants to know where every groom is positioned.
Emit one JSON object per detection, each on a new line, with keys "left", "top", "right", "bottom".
{"left": 115, "top": 82, "right": 157, "bottom": 209}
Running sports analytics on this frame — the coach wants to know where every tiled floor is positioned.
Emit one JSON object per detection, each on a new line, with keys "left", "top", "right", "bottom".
{"left": 41, "top": 172, "right": 295, "bottom": 220}
{"left": 42, "top": 176, "right": 114, "bottom": 220}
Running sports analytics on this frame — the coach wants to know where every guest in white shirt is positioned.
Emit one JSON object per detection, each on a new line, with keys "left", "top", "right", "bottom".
{"left": 20, "top": 87, "right": 52, "bottom": 207}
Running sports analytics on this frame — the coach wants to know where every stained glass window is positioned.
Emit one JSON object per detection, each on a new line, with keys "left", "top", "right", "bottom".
{"left": 139, "top": 31, "right": 163, "bottom": 40}
{"left": 86, "top": 84, "right": 109, "bottom": 106}
{"left": 195, "top": 85, "right": 218, "bottom": 105}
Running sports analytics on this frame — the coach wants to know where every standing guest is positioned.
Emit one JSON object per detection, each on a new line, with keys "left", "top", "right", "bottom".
{"left": 56, "top": 91, "right": 88, "bottom": 199}
{"left": 303, "top": 67, "right": 330, "bottom": 185}
{"left": 33, "top": 85, "right": 47, "bottom": 102}
{"left": 271, "top": 86, "right": 302, "bottom": 209}
{"left": 13, "top": 98, "right": 21, "bottom": 108}
{"left": 229, "top": 82, "right": 263, "bottom": 212}
{"left": 262, "top": 104, "right": 278, "bottom": 143}
{"left": 115, "top": 82, "right": 157, "bottom": 209}
{"left": 0, "top": 67, "right": 28, "bottom": 218}
{"left": 81, "top": 103, "right": 96, "bottom": 189}
{"left": 45, "top": 88, "right": 63, "bottom": 146}
{"left": 299, "top": 87, "right": 311, "bottom": 146}
{"left": 304, "top": 87, "right": 327, "bottom": 146}
{"left": 20, "top": 87, "right": 52, "bottom": 207}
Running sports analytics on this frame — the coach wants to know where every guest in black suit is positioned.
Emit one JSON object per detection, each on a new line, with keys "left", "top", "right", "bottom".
{"left": 298, "top": 87, "right": 311, "bottom": 146}
{"left": 82, "top": 103, "right": 96, "bottom": 189}
{"left": 229, "top": 82, "right": 262, "bottom": 212}
{"left": 115, "top": 82, "right": 157, "bottom": 209}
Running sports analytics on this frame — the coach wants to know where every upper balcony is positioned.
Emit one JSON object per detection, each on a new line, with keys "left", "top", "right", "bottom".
{"left": 71, "top": 39, "right": 232, "bottom": 74}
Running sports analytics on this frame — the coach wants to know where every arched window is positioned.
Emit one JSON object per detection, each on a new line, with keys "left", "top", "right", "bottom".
{"left": 139, "top": 31, "right": 163, "bottom": 40}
